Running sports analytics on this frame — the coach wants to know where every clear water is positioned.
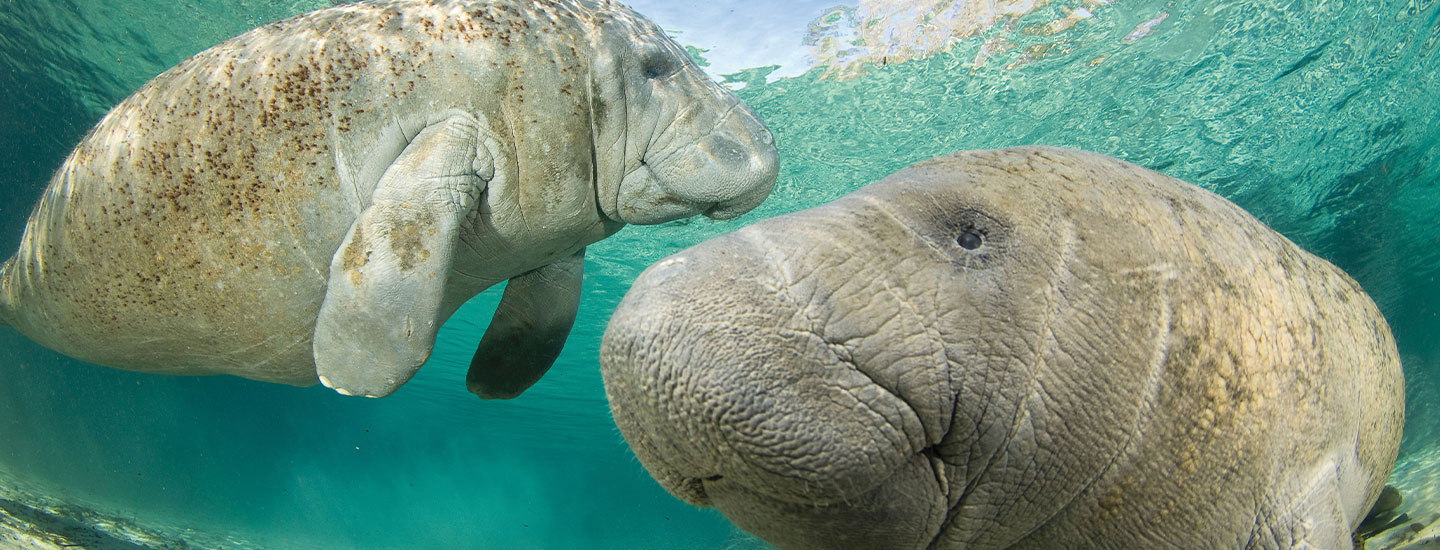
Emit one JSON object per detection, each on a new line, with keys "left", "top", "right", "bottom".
{"left": 0, "top": 0, "right": 1437, "bottom": 548}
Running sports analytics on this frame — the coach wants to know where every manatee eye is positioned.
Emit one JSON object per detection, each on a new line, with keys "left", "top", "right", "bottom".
{"left": 957, "top": 229, "right": 984, "bottom": 250}
{"left": 641, "top": 52, "right": 680, "bottom": 80}
{"left": 938, "top": 209, "right": 1006, "bottom": 269}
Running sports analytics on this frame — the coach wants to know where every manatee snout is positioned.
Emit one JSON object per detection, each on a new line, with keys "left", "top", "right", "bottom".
{"left": 693, "top": 106, "right": 778, "bottom": 220}
{"left": 601, "top": 225, "right": 940, "bottom": 548}
{"left": 620, "top": 100, "right": 778, "bottom": 224}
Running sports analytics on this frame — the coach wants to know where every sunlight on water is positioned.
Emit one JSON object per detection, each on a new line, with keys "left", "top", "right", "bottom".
{"left": 1, "top": 0, "right": 1437, "bottom": 547}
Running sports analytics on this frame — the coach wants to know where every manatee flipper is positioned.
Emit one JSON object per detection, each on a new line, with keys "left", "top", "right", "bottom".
{"left": 314, "top": 114, "right": 491, "bottom": 398}
{"left": 466, "top": 248, "right": 585, "bottom": 399}
{"left": 1288, "top": 461, "right": 1356, "bottom": 549}
{"left": 0, "top": 258, "right": 15, "bottom": 328}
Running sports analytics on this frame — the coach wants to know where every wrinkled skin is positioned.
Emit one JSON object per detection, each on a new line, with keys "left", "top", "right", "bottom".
{"left": 0, "top": 0, "right": 777, "bottom": 398}
{"left": 602, "top": 147, "right": 1403, "bottom": 549}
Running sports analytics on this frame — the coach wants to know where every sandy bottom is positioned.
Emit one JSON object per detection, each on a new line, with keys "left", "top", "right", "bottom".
{"left": 1, "top": 449, "right": 1436, "bottom": 550}
{"left": 1366, "top": 446, "right": 1440, "bottom": 550}
{"left": 0, "top": 477, "right": 259, "bottom": 550}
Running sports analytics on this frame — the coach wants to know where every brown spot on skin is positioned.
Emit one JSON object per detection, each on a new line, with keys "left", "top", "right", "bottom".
{"left": 342, "top": 225, "right": 369, "bottom": 285}
{"left": 388, "top": 214, "right": 433, "bottom": 271}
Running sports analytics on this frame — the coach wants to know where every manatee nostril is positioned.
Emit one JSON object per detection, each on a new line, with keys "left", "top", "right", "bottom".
{"left": 702, "top": 474, "right": 724, "bottom": 482}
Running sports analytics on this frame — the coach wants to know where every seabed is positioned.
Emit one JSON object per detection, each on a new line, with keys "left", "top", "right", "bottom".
{"left": 0, "top": 450, "right": 1436, "bottom": 550}
{"left": 0, "top": 473, "right": 259, "bottom": 550}
{"left": 1366, "top": 446, "right": 1440, "bottom": 550}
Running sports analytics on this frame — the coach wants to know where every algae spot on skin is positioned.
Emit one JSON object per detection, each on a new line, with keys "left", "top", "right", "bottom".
{"left": 342, "top": 224, "right": 368, "bottom": 285}
{"left": 388, "top": 216, "right": 431, "bottom": 271}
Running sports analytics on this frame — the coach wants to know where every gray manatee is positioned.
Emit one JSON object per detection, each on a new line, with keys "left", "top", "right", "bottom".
{"left": 0, "top": 0, "right": 778, "bottom": 398}
{"left": 601, "top": 147, "right": 1403, "bottom": 548}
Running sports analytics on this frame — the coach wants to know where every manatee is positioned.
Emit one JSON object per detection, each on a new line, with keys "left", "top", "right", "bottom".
{"left": 0, "top": 0, "right": 778, "bottom": 398}
{"left": 601, "top": 147, "right": 1403, "bottom": 548}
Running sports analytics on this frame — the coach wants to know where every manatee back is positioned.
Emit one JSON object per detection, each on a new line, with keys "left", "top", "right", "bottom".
{"left": 1120, "top": 168, "right": 1402, "bottom": 547}
{"left": 0, "top": 1, "right": 540, "bottom": 384}
{"left": 1, "top": 28, "right": 348, "bottom": 382}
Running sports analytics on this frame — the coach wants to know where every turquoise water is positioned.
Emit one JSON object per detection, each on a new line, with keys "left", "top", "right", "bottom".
{"left": 1, "top": 0, "right": 1437, "bottom": 548}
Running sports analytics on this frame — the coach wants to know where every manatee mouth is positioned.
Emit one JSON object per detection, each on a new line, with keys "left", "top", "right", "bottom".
{"left": 615, "top": 156, "right": 736, "bottom": 224}
{"left": 614, "top": 99, "right": 777, "bottom": 225}
{"left": 319, "top": 375, "right": 384, "bottom": 399}
{"left": 673, "top": 474, "right": 723, "bottom": 507}
{"left": 614, "top": 159, "right": 704, "bottom": 224}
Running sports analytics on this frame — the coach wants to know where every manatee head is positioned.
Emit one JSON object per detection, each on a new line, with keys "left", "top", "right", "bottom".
{"left": 586, "top": 1, "right": 778, "bottom": 225}
{"left": 601, "top": 148, "right": 1128, "bottom": 548}
{"left": 600, "top": 147, "right": 1402, "bottom": 548}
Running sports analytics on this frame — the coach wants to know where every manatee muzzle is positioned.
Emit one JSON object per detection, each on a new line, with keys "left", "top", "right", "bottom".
{"left": 602, "top": 231, "right": 920, "bottom": 509}
{"left": 617, "top": 102, "right": 777, "bottom": 224}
